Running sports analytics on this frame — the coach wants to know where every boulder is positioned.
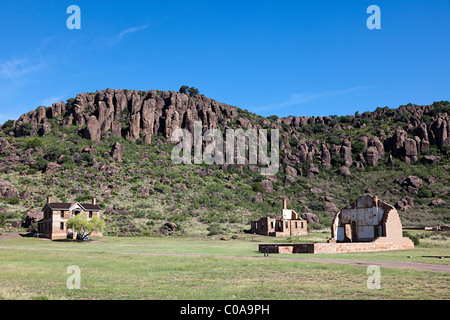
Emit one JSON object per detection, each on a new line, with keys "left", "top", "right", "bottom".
{"left": 0, "top": 179, "right": 18, "bottom": 199}
{"left": 368, "top": 136, "right": 385, "bottom": 158}
{"left": 38, "top": 121, "right": 52, "bottom": 137}
{"left": 261, "top": 180, "right": 273, "bottom": 194}
{"left": 251, "top": 192, "right": 264, "bottom": 203}
{"left": 307, "top": 164, "right": 319, "bottom": 179}
{"left": 0, "top": 138, "right": 10, "bottom": 154}
{"left": 421, "top": 155, "right": 441, "bottom": 166}
{"left": 340, "top": 146, "right": 352, "bottom": 167}
{"left": 395, "top": 196, "right": 414, "bottom": 211}
{"left": 44, "top": 162, "right": 61, "bottom": 174}
{"left": 164, "top": 222, "right": 177, "bottom": 231}
{"left": 110, "top": 142, "right": 125, "bottom": 162}
{"left": 285, "top": 165, "right": 297, "bottom": 176}
{"left": 321, "top": 143, "right": 331, "bottom": 169}
{"left": 284, "top": 175, "right": 297, "bottom": 188}
{"left": 310, "top": 187, "right": 323, "bottom": 193}
{"left": 301, "top": 212, "right": 319, "bottom": 224}
{"left": 430, "top": 198, "right": 446, "bottom": 206}
{"left": 337, "top": 166, "right": 351, "bottom": 176}
{"left": 402, "top": 176, "right": 423, "bottom": 190}
{"left": 84, "top": 116, "right": 101, "bottom": 141}
{"left": 364, "top": 146, "right": 379, "bottom": 166}
{"left": 404, "top": 138, "right": 418, "bottom": 164}
{"left": 324, "top": 202, "right": 339, "bottom": 215}
{"left": 389, "top": 129, "right": 407, "bottom": 156}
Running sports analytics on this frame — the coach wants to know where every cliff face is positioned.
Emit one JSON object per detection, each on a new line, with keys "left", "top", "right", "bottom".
{"left": 10, "top": 89, "right": 239, "bottom": 144}
{"left": 4, "top": 90, "right": 450, "bottom": 178}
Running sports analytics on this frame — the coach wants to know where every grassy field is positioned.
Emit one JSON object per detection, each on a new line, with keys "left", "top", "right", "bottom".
{"left": 0, "top": 231, "right": 449, "bottom": 300}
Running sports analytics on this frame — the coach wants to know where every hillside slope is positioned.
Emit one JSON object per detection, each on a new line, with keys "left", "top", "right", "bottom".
{"left": 0, "top": 89, "right": 449, "bottom": 237}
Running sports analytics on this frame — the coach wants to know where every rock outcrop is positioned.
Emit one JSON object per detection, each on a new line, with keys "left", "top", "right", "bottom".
{"left": 3, "top": 89, "right": 450, "bottom": 181}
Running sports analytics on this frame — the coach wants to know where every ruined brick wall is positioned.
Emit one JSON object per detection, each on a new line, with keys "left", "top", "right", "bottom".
{"left": 289, "top": 220, "right": 308, "bottom": 236}
{"left": 252, "top": 217, "right": 308, "bottom": 237}
{"left": 259, "top": 237, "right": 414, "bottom": 254}
{"left": 331, "top": 195, "right": 404, "bottom": 243}
{"left": 251, "top": 217, "right": 273, "bottom": 236}
{"left": 312, "top": 237, "right": 414, "bottom": 254}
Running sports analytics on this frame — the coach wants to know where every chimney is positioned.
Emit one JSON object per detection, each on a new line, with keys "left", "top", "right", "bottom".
{"left": 283, "top": 199, "right": 287, "bottom": 210}
{"left": 47, "top": 196, "right": 51, "bottom": 203}
{"left": 92, "top": 197, "right": 97, "bottom": 205}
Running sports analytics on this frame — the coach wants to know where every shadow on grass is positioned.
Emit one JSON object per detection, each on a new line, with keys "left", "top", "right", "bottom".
{"left": 19, "top": 232, "right": 35, "bottom": 238}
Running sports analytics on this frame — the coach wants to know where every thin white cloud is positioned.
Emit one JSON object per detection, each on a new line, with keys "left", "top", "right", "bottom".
{"left": 109, "top": 24, "right": 149, "bottom": 45}
{"left": 253, "top": 86, "right": 374, "bottom": 112}
{"left": 118, "top": 24, "right": 149, "bottom": 39}
{"left": 0, "top": 58, "right": 45, "bottom": 80}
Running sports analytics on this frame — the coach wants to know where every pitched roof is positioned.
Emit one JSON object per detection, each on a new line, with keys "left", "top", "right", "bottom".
{"left": 79, "top": 203, "right": 102, "bottom": 211}
{"left": 45, "top": 203, "right": 73, "bottom": 210}
{"left": 43, "top": 202, "right": 101, "bottom": 211}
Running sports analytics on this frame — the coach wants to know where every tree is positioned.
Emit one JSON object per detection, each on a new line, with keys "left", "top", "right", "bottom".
{"left": 179, "top": 85, "right": 189, "bottom": 94}
{"left": 66, "top": 214, "right": 106, "bottom": 241}
{"left": 188, "top": 87, "right": 200, "bottom": 96}
{"left": 179, "top": 85, "right": 200, "bottom": 96}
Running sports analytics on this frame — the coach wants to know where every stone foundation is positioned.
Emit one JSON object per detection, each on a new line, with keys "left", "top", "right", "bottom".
{"left": 259, "top": 237, "right": 414, "bottom": 254}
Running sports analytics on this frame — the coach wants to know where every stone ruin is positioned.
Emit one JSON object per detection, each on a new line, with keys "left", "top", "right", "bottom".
{"left": 259, "top": 195, "right": 414, "bottom": 254}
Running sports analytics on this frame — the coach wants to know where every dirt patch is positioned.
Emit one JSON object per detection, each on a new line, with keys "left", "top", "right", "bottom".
{"left": 0, "top": 232, "right": 21, "bottom": 240}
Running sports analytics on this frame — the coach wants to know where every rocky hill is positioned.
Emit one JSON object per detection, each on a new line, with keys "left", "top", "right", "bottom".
{"left": 0, "top": 89, "right": 449, "bottom": 237}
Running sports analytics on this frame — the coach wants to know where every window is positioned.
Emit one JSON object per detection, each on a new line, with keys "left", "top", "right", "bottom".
{"left": 89, "top": 212, "right": 93, "bottom": 218}
{"left": 271, "top": 221, "right": 274, "bottom": 229}
{"left": 285, "top": 221, "right": 289, "bottom": 228}
{"left": 295, "top": 222, "right": 298, "bottom": 228}
{"left": 61, "top": 211, "right": 65, "bottom": 218}
{"left": 60, "top": 222, "right": 64, "bottom": 230}
{"left": 301, "top": 222, "right": 304, "bottom": 228}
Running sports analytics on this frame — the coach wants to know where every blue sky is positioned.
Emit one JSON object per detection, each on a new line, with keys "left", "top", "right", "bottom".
{"left": 0, "top": 0, "right": 449, "bottom": 123}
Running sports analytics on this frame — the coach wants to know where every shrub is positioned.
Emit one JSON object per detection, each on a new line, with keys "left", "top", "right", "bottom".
{"left": 308, "top": 201, "right": 325, "bottom": 212}
{"left": 312, "top": 123, "right": 327, "bottom": 134}
{"left": 34, "top": 158, "right": 49, "bottom": 172}
{"left": 6, "top": 197, "right": 20, "bottom": 205}
{"left": 352, "top": 141, "right": 366, "bottom": 155}
{"left": 251, "top": 182, "right": 264, "bottom": 193}
{"left": 417, "top": 187, "right": 432, "bottom": 198}
{"left": 75, "top": 194, "right": 92, "bottom": 203}
{"left": 1, "top": 120, "right": 15, "bottom": 134}
{"left": 25, "top": 138, "right": 43, "bottom": 149}
{"left": 403, "top": 231, "right": 420, "bottom": 246}
{"left": 207, "top": 223, "right": 223, "bottom": 236}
